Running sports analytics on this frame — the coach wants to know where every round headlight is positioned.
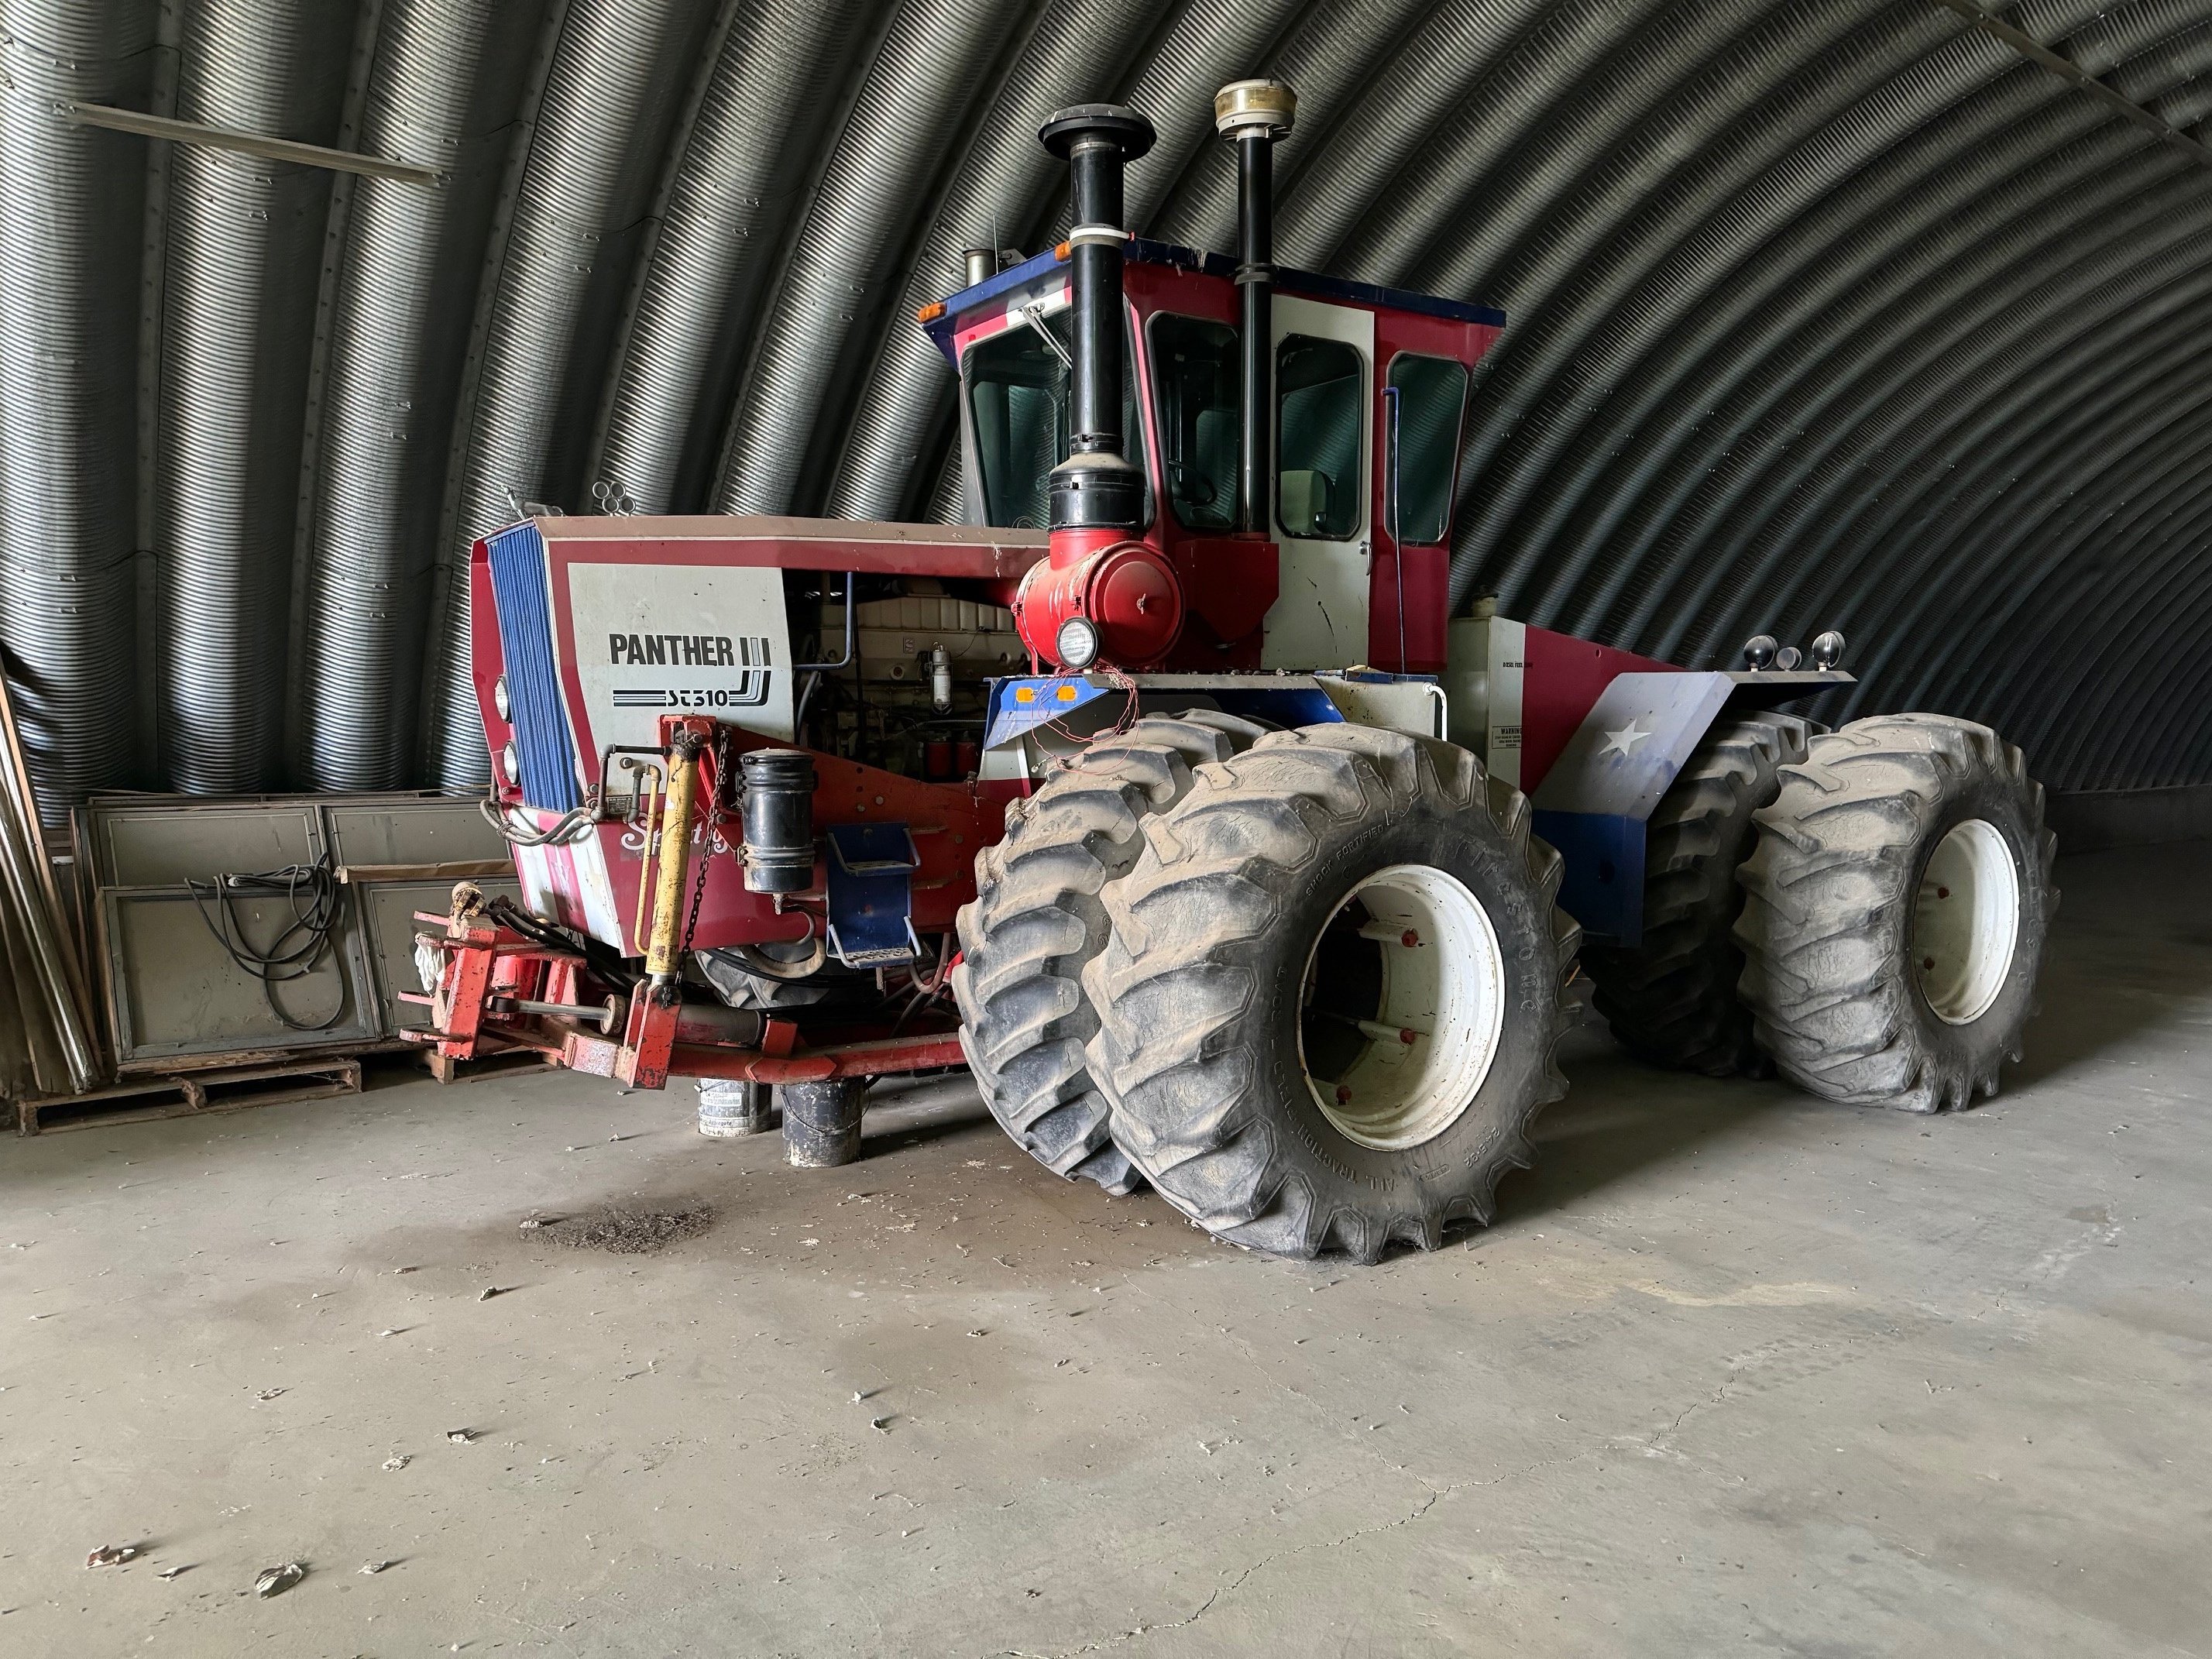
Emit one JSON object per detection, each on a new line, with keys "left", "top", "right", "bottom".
{"left": 1056, "top": 615, "right": 1101, "bottom": 671}
{"left": 493, "top": 674, "right": 511, "bottom": 722}
{"left": 1810, "top": 630, "right": 1847, "bottom": 669}
{"left": 500, "top": 742, "right": 520, "bottom": 785}
{"left": 1774, "top": 644, "right": 1802, "bottom": 672}
{"left": 1741, "top": 633, "right": 1778, "bottom": 671}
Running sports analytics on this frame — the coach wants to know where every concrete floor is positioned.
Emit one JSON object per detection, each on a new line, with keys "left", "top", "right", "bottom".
{"left": 2, "top": 844, "right": 2207, "bottom": 1657}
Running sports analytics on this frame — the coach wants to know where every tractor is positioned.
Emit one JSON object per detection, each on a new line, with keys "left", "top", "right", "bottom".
{"left": 410, "top": 81, "right": 2056, "bottom": 1262}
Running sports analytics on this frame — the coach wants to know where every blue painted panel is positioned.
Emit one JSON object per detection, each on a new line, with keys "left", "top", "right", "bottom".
{"left": 982, "top": 677, "right": 1116, "bottom": 748}
{"left": 923, "top": 247, "right": 1066, "bottom": 366}
{"left": 1534, "top": 809, "right": 1645, "bottom": 947}
{"left": 1274, "top": 266, "right": 1506, "bottom": 328}
{"left": 1204, "top": 686, "right": 1342, "bottom": 729}
{"left": 485, "top": 522, "right": 579, "bottom": 812}
{"left": 982, "top": 676, "right": 1349, "bottom": 750}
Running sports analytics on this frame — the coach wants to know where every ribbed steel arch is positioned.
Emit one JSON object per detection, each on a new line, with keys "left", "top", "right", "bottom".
{"left": 423, "top": 0, "right": 720, "bottom": 791}
{"left": 586, "top": 0, "right": 869, "bottom": 520}
{"left": 1688, "top": 160, "right": 2212, "bottom": 665}
{"left": 6, "top": 0, "right": 2212, "bottom": 813}
{"left": 1616, "top": 136, "right": 2190, "bottom": 650}
{"left": 1942, "top": 348, "right": 2212, "bottom": 730}
{"left": 1716, "top": 50, "right": 2212, "bottom": 673}
{"left": 1823, "top": 226, "right": 2212, "bottom": 707}
{"left": 2004, "top": 407, "right": 2212, "bottom": 778}
{"left": 822, "top": 0, "right": 1179, "bottom": 520}
{"left": 1540, "top": 67, "right": 2100, "bottom": 636}
{"left": 293, "top": 0, "right": 542, "bottom": 792}
{"left": 1516, "top": 48, "right": 2041, "bottom": 627}
{"left": 1834, "top": 268, "right": 2212, "bottom": 710}
{"left": 0, "top": 0, "right": 156, "bottom": 819}
{"left": 1448, "top": 4, "right": 1985, "bottom": 592}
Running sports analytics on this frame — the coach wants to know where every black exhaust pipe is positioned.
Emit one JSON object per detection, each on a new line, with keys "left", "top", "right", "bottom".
{"left": 1038, "top": 104, "right": 1156, "bottom": 535}
{"left": 1214, "top": 80, "right": 1296, "bottom": 535}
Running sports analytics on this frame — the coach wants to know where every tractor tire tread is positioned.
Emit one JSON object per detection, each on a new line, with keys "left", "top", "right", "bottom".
{"left": 953, "top": 713, "right": 1267, "bottom": 1193}
{"left": 1084, "top": 724, "right": 1578, "bottom": 1261}
{"left": 1734, "top": 713, "right": 2057, "bottom": 1112}
{"left": 1582, "top": 713, "right": 1808, "bottom": 1076}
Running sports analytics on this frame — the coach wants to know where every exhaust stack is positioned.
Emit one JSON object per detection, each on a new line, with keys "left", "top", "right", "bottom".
{"left": 1214, "top": 80, "right": 1296, "bottom": 535}
{"left": 1037, "top": 104, "right": 1155, "bottom": 534}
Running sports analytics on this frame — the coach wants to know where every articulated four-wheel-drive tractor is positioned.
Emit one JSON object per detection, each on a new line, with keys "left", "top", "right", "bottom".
{"left": 410, "top": 81, "right": 2056, "bottom": 1262}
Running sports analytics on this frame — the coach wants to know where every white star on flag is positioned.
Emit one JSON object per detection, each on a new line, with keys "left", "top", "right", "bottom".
{"left": 1600, "top": 720, "right": 1652, "bottom": 759}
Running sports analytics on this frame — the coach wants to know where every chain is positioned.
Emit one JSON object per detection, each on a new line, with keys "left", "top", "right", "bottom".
{"left": 678, "top": 731, "right": 730, "bottom": 956}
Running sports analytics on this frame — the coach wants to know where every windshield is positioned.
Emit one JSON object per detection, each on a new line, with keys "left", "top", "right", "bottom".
{"left": 966, "top": 307, "right": 1147, "bottom": 531}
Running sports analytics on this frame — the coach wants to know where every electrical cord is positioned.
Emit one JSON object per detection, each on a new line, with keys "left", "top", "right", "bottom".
{"left": 479, "top": 785, "right": 594, "bottom": 847}
{"left": 187, "top": 852, "right": 349, "bottom": 1032}
{"left": 480, "top": 894, "right": 638, "bottom": 990}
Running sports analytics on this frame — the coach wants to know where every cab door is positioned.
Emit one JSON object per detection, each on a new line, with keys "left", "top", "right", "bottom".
{"left": 1262, "top": 294, "right": 1373, "bottom": 671}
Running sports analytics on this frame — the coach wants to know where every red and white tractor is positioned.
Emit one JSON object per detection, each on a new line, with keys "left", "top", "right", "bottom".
{"left": 410, "top": 81, "right": 2056, "bottom": 1261}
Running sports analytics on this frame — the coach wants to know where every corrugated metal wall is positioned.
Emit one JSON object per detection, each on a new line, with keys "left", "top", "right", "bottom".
{"left": 5, "top": 0, "right": 2210, "bottom": 817}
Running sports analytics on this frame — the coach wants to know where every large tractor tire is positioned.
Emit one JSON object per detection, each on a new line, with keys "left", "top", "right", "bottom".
{"left": 1083, "top": 725, "right": 1580, "bottom": 1262}
{"left": 1734, "top": 713, "right": 2056, "bottom": 1112}
{"left": 1582, "top": 713, "right": 1809, "bottom": 1077}
{"left": 953, "top": 712, "right": 1266, "bottom": 1194}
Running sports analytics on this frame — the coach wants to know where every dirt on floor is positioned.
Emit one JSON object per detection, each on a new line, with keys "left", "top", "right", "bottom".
{"left": 0, "top": 844, "right": 2207, "bottom": 1657}
{"left": 538, "top": 1204, "right": 719, "bottom": 1255}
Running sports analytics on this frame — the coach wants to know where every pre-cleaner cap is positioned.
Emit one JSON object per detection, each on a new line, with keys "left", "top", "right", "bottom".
{"left": 1038, "top": 103, "right": 1156, "bottom": 160}
{"left": 1214, "top": 78, "right": 1296, "bottom": 138}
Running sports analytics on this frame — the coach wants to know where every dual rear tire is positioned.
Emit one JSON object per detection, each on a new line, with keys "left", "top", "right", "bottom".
{"left": 1084, "top": 725, "right": 1580, "bottom": 1262}
{"left": 953, "top": 713, "right": 1268, "bottom": 1195}
{"left": 956, "top": 720, "right": 1579, "bottom": 1259}
{"left": 1589, "top": 711, "right": 2056, "bottom": 1112}
{"left": 1734, "top": 713, "right": 2056, "bottom": 1111}
{"left": 957, "top": 706, "right": 2055, "bottom": 1260}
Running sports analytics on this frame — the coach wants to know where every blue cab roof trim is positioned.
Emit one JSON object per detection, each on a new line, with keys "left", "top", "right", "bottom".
{"left": 923, "top": 238, "right": 1506, "bottom": 366}
{"left": 1274, "top": 267, "right": 1506, "bottom": 329}
{"left": 922, "top": 247, "right": 1063, "bottom": 365}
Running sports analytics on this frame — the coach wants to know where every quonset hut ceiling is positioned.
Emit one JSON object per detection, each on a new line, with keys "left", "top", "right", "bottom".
{"left": 5, "top": 0, "right": 2211, "bottom": 817}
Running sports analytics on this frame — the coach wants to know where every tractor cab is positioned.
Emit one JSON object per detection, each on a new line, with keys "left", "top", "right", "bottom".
{"left": 921, "top": 242, "right": 1503, "bottom": 675}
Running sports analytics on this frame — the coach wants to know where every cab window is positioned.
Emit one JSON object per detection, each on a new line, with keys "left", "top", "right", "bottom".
{"left": 1386, "top": 354, "right": 1468, "bottom": 545}
{"left": 966, "top": 309, "right": 1147, "bottom": 531}
{"left": 1276, "top": 335, "right": 1363, "bottom": 540}
{"left": 1149, "top": 314, "right": 1239, "bottom": 531}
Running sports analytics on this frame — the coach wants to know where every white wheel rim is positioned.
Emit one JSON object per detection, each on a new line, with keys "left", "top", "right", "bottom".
{"left": 1297, "top": 863, "right": 1506, "bottom": 1152}
{"left": 1912, "top": 819, "right": 2021, "bottom": 1025}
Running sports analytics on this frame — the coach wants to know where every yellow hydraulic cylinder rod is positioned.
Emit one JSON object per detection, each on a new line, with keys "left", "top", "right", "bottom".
{"left": 644, "top": 735, "right": 702, "bottom": 983}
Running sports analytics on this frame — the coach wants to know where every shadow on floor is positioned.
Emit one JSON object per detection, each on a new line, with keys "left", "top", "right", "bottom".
{"left": 2004, "top": 843, "right": 2212, "bottom": 1088}
{"left": 1494, "top": 1029, "right": 1778, "bottom": 1228}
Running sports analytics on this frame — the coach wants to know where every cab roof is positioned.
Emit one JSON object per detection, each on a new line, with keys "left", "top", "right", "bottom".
{"left": 921, "top": 236, "right": 1506, "bottom": 368}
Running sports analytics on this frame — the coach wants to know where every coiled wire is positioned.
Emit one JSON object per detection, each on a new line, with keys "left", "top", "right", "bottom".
{"left": 187, "top": 851, "right": 348, "bottom": 1032}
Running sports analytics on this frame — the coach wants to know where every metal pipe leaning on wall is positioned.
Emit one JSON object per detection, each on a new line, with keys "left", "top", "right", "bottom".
{"left": 0, "top": 675, "right": 101, "bottom": 1096}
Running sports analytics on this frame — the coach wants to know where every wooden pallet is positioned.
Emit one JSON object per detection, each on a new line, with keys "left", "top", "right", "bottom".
{"left": 400, "top": 1044, "right": 558, "bottom": 1087}
{"left": 15, "top": 1056, "right": 363, "bottom": 1135}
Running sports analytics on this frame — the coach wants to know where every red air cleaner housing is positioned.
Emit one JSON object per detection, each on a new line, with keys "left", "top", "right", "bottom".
{"left": 1012, "top": 526, "right": 1183, "bottom": 670}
